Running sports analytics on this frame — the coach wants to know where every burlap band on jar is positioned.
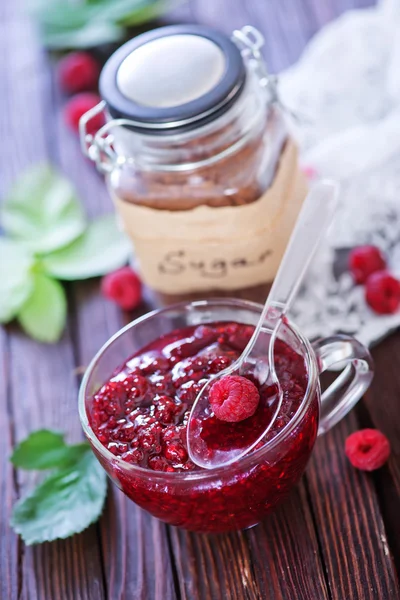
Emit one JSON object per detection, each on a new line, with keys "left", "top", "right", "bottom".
{"left": 112, "top": 140, "right": 308, "bottom": 294}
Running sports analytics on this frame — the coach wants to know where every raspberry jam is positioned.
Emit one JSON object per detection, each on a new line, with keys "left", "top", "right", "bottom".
{"left": 88, "top": 321, "right": 319, "bottom": 532}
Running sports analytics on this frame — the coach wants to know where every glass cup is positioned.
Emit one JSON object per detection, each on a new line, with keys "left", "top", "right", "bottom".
{"left": 79, "top": 299, "right": 373, "bottom": 533}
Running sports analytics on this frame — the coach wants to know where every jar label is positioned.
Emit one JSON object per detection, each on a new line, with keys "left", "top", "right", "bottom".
{"left": 112, "top": 141, "right": 307, "bottom": 294}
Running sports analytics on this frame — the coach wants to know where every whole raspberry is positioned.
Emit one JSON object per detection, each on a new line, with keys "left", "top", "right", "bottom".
{"left": 64, "top": 92, "right": 104, "bottom": 134}
{"left": 209, "top": 375, "right": 260, "bottom": 423}
{"left": 345, "top": 429, "right": 390, "bottom": 471}
{"left": 365, "top": 271, "right": 400, "bottom": 314}
{"left": 58, "top": 52, "right": 100, "bottom": 94}
{"left": 101, "top": 267, "right": 142, "bottom": 311}
{"left": 349, "top": 245, "right": 386, "bottom": 284}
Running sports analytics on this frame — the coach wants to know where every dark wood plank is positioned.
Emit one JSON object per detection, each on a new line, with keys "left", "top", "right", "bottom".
{"left": 187, "top": 1, "right": 399, "bottom": 599}
{"left": 2, "top": 1, "right": 400, "bottom": 599}
{"left": 246, "top": 484, "right": 329, "bottom": 599}
{"left": 362, "top": 337, "right": 400, "bottom": 570}
{"left": 244, "top": 0, "right": 376, "bottom": 71}
{"left": 0, "top": 0, "right": 106, "bottom": 598}
{"left": 306, "top": 412, "right": 399, "bottom": 600}
{"left": 47, "top": 3, "right": 180, "bottom": 583}
{"left": 7, "top": 329, "right": 106, "bottom": 600}
{"left": 170, "top": 528, "right": 262, "bottom": 600}
{"left": 67, "top": 280, "right": 176, "bottom": 599}
{"left": 55, "top": 0, "right": 331, "bottom": 594}
{"left": 191, "top": 0, "right": 376, "bottom": 72}
{"left": 170, "top": 483, "right": 329, "bottom": 600}
{"left": 161, "top": 2, "right": 328, "bottom": 599}
{"left": 191, "top": 0, "right": 251, "bottom": 34}
{"left": 100, "top": 488, "right": 177, "bottom": 600}
{"left": 50, "top": 53, "right": 178, "bottom": 597}
{"left": 239, "top": 0, "right": 399, "bottom": 596}
{"left": 0, "top": 330, "right": 19, "bottom": 600}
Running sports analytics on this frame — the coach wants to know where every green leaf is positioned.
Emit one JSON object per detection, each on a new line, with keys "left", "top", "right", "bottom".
{"left": 32, "top": 1, "right": 94, "bottom": 29}
{"left": 18, "top": 273, "right": 67, "bottom": 343}
{"left": 41, "top": 214, "right": 131, "bottom": 280}
{"left": 1, "top": 164, "right": 86, "bottom": 254}
{"left": 90, "top": 0, "right": 162, "bottom": 23}
{"left": 11, "top": 448, "right": 107, "bottom": 545}
{"left": 0, "top": 238, "right": 35, "bottom": 323}
{"left": 118, "top": 0, "right": 178, "bottom": 26}
{"left": 11, "top": 430, "right": 88, "bottom": 471}
{"left": 30, "top": 0, "right": 177, "bottom": 49}
{"left": 43, "top": 19, "right": 123, "bottom": 49}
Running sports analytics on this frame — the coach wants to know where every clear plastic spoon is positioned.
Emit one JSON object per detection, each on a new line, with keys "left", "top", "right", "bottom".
{"left": 187, "top": 179, "right": 339, "bottom": 469}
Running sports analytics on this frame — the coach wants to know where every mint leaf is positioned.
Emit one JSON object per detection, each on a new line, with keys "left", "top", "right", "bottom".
{"left": 11, "top": 448, "right": 107, "bottom": 545}
{"left": 41, "top": 214, "right": 131, "bottom": 280}
{"left": 30, "top": 0, "right": 176, "bottom": 49}
{"left": 118, "top": 0, "right": 177, "bottom": 26}
{"left": 43, "top": 19, "right": 123, "bottom": 49}
{"left": 18, "top": 273, "right": 67, "bottom": 343}
{"left": 11, "top": 430, "right": 88, "bottom": 471}
{"left": 0, "top": 238, "right": 34, "bottom": 323}
{"left": 1, "top": 164, "right": 86, "bottom": 254}
{"left": 93, "top": 0, "right": 170, "bottom": 24}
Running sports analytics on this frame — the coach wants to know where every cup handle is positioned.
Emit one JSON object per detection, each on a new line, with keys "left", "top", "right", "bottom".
{"left": 311, "top": 335, "right": 374, "bottom": 435}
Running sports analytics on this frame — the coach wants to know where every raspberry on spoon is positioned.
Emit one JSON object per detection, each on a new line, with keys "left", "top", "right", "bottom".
{"left": 349, "top": 245, "right": 386, "bottom": 284}
{"left": 209, "top": 375, "right": 260, "bottom": 423}
{"left": 58, "top": 51, "right": 100, "bottom": 94}
{"left": 345, "top": 429, "right": 390, "bottom": 471}
{"left": 365, "top": 271, "right": 400, "bottom": 314}
{"left": 101, "top": 267, "right": 142, "bottom": 311}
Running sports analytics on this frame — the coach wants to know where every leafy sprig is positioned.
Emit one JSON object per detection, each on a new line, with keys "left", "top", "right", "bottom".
{"left": 10, "top": 430, "right": 107, "bottom": 545}
{"left": 0, "top": 164, "right": 131, "bottom": 342}
{"left": 31, "top": 0, "right": 180, "bottom": 49}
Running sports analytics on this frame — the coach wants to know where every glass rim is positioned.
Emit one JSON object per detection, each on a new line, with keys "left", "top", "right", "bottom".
{"left": 78, "top": 298, "right": 319, "bottom": 481}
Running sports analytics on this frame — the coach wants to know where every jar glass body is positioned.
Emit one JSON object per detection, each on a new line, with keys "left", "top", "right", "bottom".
{"left": 108, "top": 70, "right": 287, "bottom": 211}
{"left": 82, "top": 27, "right": 308, "bottom": 300}
{"left": 105, "top": 73, "right": 307, "bottom": 301}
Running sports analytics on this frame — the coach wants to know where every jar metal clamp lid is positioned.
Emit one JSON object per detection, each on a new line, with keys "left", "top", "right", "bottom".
{"left": 80, "top": 25, "right": 280, "bottom": 174}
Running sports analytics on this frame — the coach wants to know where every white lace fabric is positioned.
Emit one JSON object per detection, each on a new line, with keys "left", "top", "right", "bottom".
{"left": 279, "top": 0, "right": 400, "bottom": 346}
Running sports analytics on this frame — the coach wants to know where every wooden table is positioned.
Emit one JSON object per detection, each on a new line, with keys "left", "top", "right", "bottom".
{"left": 1, "top": 0, "right": 399, "bottom": 598}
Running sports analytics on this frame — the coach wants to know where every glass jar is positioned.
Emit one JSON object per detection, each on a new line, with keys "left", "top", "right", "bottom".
{"left": 81, "top": 26, "right": 307, "bottom": 302}
{"left": 79, "top": 299, "right": 373, "bottom": 533}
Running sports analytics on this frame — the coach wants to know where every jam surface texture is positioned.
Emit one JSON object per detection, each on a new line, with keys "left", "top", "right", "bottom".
{"left": 88, "top": 321, "right": 319, "bottom": 532}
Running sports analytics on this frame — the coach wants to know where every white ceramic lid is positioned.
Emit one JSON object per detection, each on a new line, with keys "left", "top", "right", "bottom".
{"left": 99, "top": 25, "right": 246, "bottom": 134}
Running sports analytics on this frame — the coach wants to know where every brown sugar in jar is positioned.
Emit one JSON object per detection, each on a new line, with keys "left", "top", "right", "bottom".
{"left": 81, "top": 25, "right": 307, "bottom": 303}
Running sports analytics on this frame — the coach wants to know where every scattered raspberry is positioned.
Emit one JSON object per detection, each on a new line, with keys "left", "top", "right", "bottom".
{"left": 365, "top": 271, "right": 400, "bottom": 314}
{"left": 345, "top": 429, "right": 390, "bottom": 471}
{"left": 64, "top": 92, "right": 104, "bottom": 134}
{"left": 209, "top": 375, "right": 260, "bottom": 423}
{"left": 58, "top": 52, "right": 100, "bottom": 94}
{"left": 101, "top": 267, "right": 142, "bottom": 311}
{"left": 349, "top": 245, "right": 386, "bottom": 284}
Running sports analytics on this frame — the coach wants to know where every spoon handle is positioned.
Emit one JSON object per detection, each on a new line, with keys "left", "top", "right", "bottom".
{"left": 187, "top": 180, "right": 340, "bottom": 469}
{"left": 240, "top": 180, "right": 339, "bottom": 364}
{"left": 269, "top": 179, "right": 339, "bottom": 313}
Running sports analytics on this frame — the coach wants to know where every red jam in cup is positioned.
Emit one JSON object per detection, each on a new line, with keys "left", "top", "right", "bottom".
{"left": 88, "top": 322, "right": 319, "bottom": 532}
